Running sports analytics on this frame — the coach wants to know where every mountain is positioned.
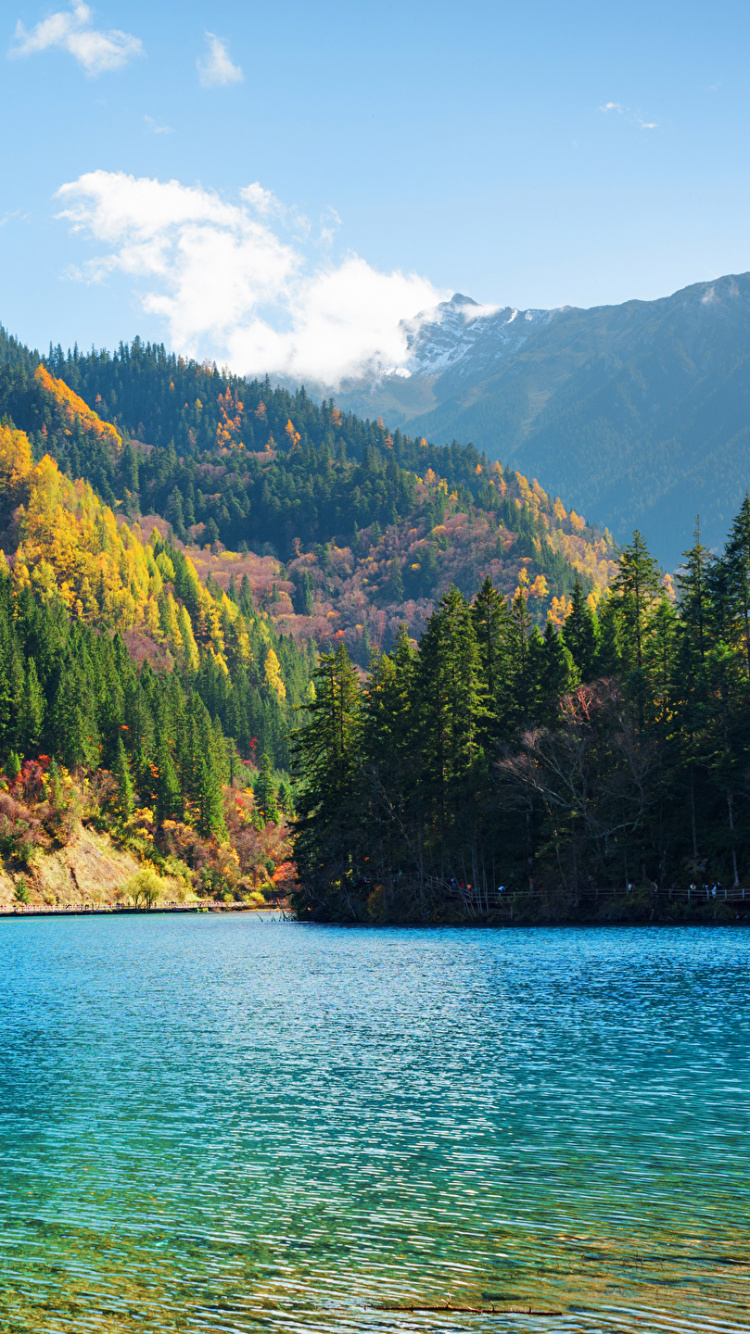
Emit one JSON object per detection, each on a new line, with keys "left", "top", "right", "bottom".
{"left": 0, "top": 330, "right": 619, "bottom": 663}
{"left": 334, "top": 273, "right": 750, "bottom": 566}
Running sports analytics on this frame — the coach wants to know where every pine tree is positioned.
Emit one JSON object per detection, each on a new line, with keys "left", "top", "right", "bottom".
{"left": 675, "top": 523, "right": 716, "bottom": 862}
{"left": 718, "top": 494, "right": 750, "bottom": 676}
{"left": 416, "top": 586, "right": 487, "bottom": 864}
{"left": 196, "top": 754, "right": 227, "bottom": 840}
{"left": 677, "top": 522, "right": 713, "bottom": 671}
{"left": 277, "top": 776, "right": 293, "bottom": 814}
{"left": 596, "top": 597, "right": 622, "bottom": 676}
{"left": 155, "top": 736, "right": 182, "bottom": 824}
{"left": 121, "top": 441, "right": 139, "bottom": 493}
{"left": 645, "top": 597, "right": 677, "bottom": 731}
{"left": 508, "top": 589, "right": 537, "bottom": 725}
{"left": 20, "top": 657, "right": 45, "bottom": 755}
{"left": 113, "top": 735, "right": 135, "bottom": 820}
{"left": 538, "top": 620, "right": 578, "bottom": 722}
{"left": 611, "top": 530, "right": 661, "bottom": 675}
{"left": 255, "top": 752, "right": 279, "bottom": 824}
{"left": 291, "top": 643, "right": 363, "bottom": 913}
{"left": 610, "top": 531, "right": 661, "bottom": 724}
{"left": 387, "top": 557, "right": 404, "bottom": 602}
{"left": 471, "top": 576, "right": 513, "bottom": 743}
{"left": 361, "top": 626, "right": 418, "bottom": 880}
{"left": 54, "top": 666, "right": 101, "bottom": 769}
{"left": 562, "top": 580, "right": 599, "bottom": 680}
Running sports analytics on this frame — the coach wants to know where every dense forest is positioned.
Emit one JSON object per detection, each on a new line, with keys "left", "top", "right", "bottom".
{"left": 8, "top": 322, "right": 748, "bottom": 925}
{"left": 0, "top": 566, "right": 295, "bottom": 902}
{"left": 0, "top": 420, "right": 311, "bottom": 902}
{"left": 292, "top": 510, "right": 750, "bottom": 923}
{"left": 0, "top": 327, "right": 617, "bottom": 661}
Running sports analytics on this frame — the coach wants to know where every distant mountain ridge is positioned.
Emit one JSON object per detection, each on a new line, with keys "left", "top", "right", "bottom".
{"left": 335, "top": 272, "right": 750, "bottom": 565}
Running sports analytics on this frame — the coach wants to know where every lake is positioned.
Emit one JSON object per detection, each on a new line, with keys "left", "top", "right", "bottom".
{"left": 0, "top": 918, "right": 747, "bottom": 1333}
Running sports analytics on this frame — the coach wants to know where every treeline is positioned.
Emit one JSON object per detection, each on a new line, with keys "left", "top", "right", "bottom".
{"left": 292, "top": 506, "right": 750, "bottom": 921}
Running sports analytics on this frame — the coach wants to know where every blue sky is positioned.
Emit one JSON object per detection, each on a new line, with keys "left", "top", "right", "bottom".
{"left": 3, "top": 0, "right": 750, "bottom": 381}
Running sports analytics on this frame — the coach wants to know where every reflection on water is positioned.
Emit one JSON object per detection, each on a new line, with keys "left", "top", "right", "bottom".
{"left": 0, "top": 918, "right": 747, "bottom": 1332}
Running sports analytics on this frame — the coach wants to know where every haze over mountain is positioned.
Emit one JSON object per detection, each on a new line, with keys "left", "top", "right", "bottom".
{"left": 334, "top": 272, "right": 750, "bottom": 567}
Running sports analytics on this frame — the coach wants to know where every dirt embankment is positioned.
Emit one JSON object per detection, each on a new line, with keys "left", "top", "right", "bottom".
{"left": 0, "top": 824, "right": 192, "bottom": 912}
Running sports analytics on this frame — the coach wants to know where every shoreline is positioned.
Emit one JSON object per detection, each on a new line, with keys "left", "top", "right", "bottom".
{"left": 0, "top": 904, "right": 288, "bottom": 919}
{"left": 3, "top": 904, "right": 747, "bottom": 927}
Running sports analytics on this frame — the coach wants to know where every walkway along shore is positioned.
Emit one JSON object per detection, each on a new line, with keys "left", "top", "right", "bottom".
{"left": 0, "top": 904, "right": 288, "bottom": 918}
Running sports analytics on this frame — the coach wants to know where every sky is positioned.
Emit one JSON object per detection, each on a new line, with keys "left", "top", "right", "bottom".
{"left": 3, "top": 0, "right": 750, "bottom": 383}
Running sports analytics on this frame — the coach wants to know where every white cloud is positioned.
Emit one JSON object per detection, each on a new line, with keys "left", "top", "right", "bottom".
{"left": 599, "top": 100, "right": 657, "bottom": 130}
{"left": 462, "top": 301, "right": 500, "bottom": 322}
{"left": 197, "top": 33, "right": 242, "bottom": 88}
{"left": 55, "top": 170, "right": 447, "bottom": 385}
{"left": 144, "top": 114, "right": 172, "bottom": 135}
{"left": 8, "top": 2, "right": 143, "bottom": 75}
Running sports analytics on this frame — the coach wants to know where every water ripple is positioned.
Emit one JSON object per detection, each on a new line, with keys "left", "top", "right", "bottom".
{"left": 0, "top": 919, "right": 747, "bottom": 1332}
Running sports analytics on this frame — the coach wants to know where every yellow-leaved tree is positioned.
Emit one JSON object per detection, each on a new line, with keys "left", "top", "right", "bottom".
{"left": 35, "top": 366, "right": 122, "bottom": 451}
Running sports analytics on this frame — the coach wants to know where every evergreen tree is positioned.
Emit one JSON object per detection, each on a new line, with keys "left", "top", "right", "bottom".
{"left": 471, "top": 576, "right": 513, "bottom": 743}
{"left": 416, "top": 586, "right": 487, "bottom": 870}
{"left": 508, "top": 589, "right": 538, "bottom": 725}
{"left": 195, "top": 754, "right": 226, "bottom": 840}
{"left": 113, "top": 734, "right": 135, "bottom": 820}
{"left": 255, "top": 752, "right": 279, "bottom": 824}
{"left": 539, "top": 620, "right": 578, "bottom": 722}
{"left": 20, "top": 657, "right": 45, "bottom": 755}
{"left": 562, "top": 580, "right": 599, "bottom": 680}
{"left": 718, "top": 494, "right": 750, "bottom": 676}
{"left": 155, "top": 736, "right": 182, "bottom": 824}
{"left": 596, "top": 597, "right": 622, "bottom": 676}
{"left": 387, "top": 557, "right": 404, "bottom": 602}
{"left": 610, "top": 530, "right": 661, "bottom": 711}
{"left": 292, "top": 643, "right": 363, "bottom": 915}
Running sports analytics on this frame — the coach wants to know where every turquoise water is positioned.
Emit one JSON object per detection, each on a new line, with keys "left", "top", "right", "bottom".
{"left": 0, "top": 920, "right": 747, "bottom": 1334}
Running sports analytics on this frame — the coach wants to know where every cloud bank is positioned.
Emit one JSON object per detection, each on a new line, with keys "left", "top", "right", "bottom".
{"left": 9, "top": 2, "right": 143, "bottom": 75}
{"left": 56, "top": 171, "right": 447, "bottom": 385}
{"left": 197, "top": 33, "right": 242, "bottom": 88}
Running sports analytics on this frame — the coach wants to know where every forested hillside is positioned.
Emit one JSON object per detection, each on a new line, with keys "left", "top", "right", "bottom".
{"left": 293, "top": 511, "right": 750, "bottom": 924}
{"left": 0, "top": 420, "right": 312, "bottom": 904}
{"left": 3, "top": 324, "right": 750, "bottom": 923}
{"left": 0, "top": 328, "right": 618, "bottom": 660}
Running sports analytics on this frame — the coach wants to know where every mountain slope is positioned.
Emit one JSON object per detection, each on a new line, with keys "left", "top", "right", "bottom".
{"left": 335, "top": 273, "right": 750, "bottom": 565}
{"left": 0, "top": 332, "right": 619, "bottom": 657}
{"left": 0, "top": 422, "right": 313, "bottom": 768}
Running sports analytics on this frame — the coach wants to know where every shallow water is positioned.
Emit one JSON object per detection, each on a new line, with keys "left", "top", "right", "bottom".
{"left": 0, "top": 918, "right": 747, "bottom": 1334}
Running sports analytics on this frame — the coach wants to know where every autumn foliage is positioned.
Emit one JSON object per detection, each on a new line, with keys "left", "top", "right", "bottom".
{"left": 35, "top": 365, "right": 121, "bottom": 452}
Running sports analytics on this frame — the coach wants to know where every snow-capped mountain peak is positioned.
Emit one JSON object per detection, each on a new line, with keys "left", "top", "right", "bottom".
{"left": 400, "top": 292, "right": 553, "bottom": 380}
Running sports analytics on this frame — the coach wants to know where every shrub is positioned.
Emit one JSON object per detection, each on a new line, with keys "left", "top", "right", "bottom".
{"left": 13, "top": 878, "right": 30, "bottom": 905}
{"left": 122, "top": 867, "right": 164, "bottom": 908}
{"left": 43, "top": 762, "right": 80, "bottom": 846}
{"left": 0, "top": 793, "right": 45, "bottom": 868}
